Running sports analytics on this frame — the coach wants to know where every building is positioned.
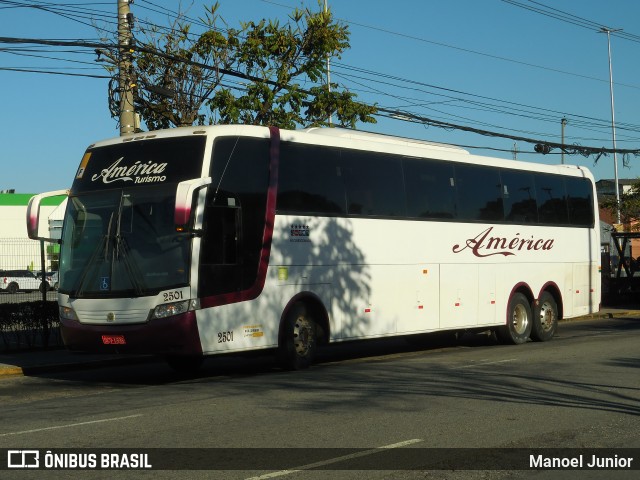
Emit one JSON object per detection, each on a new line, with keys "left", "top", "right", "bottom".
{"left": 0, "top": 192, "right": 66, "bottom": 272}
{"left": 596, "top": 178, "right": 640, "bottom": 268}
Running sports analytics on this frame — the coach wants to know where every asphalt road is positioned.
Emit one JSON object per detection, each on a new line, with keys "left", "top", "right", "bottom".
{"left": 0, "top": 316, "right": 639, "bottom": 479}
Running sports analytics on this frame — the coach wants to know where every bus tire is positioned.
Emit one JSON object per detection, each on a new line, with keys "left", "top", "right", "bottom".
{"left": 278, "top": 302, "right": 317, "bottom": 370}
{"left": 165, "top": 355, "right": 204, "bottom": 373}
{"left": 498, "top": 292, "right": 532, "bottom": 345}
{"left": 531, "top": 292, "right": 558, "bottom": 342}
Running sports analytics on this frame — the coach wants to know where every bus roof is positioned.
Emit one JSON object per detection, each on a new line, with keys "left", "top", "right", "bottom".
{"left": 85, "top": 125, "right": 594, "bottom": 181}
{"left": 302, "top": 127, "right": 470, "bottom": 154}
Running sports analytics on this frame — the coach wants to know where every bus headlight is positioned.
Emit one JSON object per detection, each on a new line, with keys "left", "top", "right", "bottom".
{"left": 59, "top": 306, "right": 78, "bottom": 321}
{"left": 151, "top": 299, "right": 198, "bottom": 319}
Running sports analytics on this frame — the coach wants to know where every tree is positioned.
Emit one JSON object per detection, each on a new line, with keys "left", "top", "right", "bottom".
{"left": 100, "top": 2, "right": 376, "bottom": 130}
{"left": 601, "top": 180, "right": 640, "bottom": 229}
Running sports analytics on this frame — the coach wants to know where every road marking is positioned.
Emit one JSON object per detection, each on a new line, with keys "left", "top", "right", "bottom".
{"left": 454, "top": 359, "right": 516, "bottom": 369}
{"left": 0, "top": 414, "right": 142, "bottom": 437}
{"left": 245, "top": 438, "right": 423, "bottom": 479}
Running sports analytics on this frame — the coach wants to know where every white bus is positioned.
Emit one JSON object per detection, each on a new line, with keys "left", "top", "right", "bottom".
{"left": 27, "top": 125, "right": 601, "bottom": 370}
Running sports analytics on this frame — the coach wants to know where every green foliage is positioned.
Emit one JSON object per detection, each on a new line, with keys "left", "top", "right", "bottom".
{"left": 130, "top": 2, "right": 235, "bottom": 129}
{"left": 103, "top": 2, "right": 376, "bottom": 130}
{"left": 601, "top": 180, "right": 640, "bottom": 229}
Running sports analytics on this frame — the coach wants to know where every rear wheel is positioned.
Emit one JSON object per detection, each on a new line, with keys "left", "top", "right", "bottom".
{"left": 6, "top": 283, "right": 18, "bottom": 294}
{"left": 278, "top": 302, "right": 318, "bottom": 370}
{"left": 531, "top": 292, "right": 558, "bottom": 342}
{"left": 497, "top": 292, "right": 532, "bottom": 345}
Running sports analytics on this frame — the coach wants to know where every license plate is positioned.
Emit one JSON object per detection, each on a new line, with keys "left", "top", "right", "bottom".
{"left": 102, "top": 335, "right": 126, "bottom": 345}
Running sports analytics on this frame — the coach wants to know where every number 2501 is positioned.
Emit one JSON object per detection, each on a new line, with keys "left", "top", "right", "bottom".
{"left": 163, "top": 291, "right": 183, "bottom": 302}
{"left": 218, "top": 331, "right": 233, "bottom": 343}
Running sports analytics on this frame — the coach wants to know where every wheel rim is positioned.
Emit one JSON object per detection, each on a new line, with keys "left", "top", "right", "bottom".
{"left": 538, "top": 301, "right": 556, "bottom": 333}
{"left": 293, "top": 316, "right": 314, "bottom": 357}
{"left": 511, "top": 303, "right": 529, "bottom": 335}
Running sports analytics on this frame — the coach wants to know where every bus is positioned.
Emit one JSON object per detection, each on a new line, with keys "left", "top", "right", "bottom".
{"left": 27, "top": 125, "right": 601, "bottom": 371}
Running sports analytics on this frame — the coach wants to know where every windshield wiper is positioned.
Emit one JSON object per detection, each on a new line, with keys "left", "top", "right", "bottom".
{"left": 74, "top": 212, "right": 114, "bottom": 298}
{"left": 114, "top": 234, "right": 147, "bottom": 296}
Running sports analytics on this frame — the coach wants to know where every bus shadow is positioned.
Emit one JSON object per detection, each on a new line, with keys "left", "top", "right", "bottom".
{"left": 24, "top": 327, "right": 640, "bottom": 420}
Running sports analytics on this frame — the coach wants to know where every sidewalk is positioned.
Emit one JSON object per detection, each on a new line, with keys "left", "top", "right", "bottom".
{"left": 1, "top": 307, "right": 639, "bottom": 378}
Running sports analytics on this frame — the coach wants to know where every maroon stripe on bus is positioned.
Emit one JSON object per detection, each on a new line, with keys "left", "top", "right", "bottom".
{"left": 200, "top": 126, "right": 280, "bottom": 309}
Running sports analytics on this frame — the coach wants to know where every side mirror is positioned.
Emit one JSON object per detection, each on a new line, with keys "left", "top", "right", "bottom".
{"left": 174, "top": 177, "right": 212, "bottom": 231}
{"left": 26, "top": 189, "right": 69, "bottom": 241}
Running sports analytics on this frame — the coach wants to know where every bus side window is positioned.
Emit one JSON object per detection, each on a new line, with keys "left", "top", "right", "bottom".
{"left": 201, "top": 199, "right": 240, "bottom": 266}
{"left": 454, "top": 164, "right": 504, "bottom": 222}
{"left": 200, "top": 136, "right": 270, "bottom": 297}
{"left": 342, "top": 150, "right": 405, "bottom": 217}
{"left": 501, "top": 169, "right": 538, "bottom": 224}
{"left": 565, "top": 177, "right": 594, "bottom": 227}
{"left": 403, "top": 158, "right": 455, "bottom": 219}
{"left": 277, "top": 143, "right": 346, "bottom": 215}
{"left": 535, "top": 174, "right": 569, "bottom": 225}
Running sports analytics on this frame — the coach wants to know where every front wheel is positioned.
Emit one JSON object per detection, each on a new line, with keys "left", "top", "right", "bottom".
{"left": 497, "top": 292, "right": 532, "bottom": 345}
{"left": 277, "top": 302, "right": 318, "bottom": 370}
{"left": 531, "top": 292, "right": 558, "bottom": 342}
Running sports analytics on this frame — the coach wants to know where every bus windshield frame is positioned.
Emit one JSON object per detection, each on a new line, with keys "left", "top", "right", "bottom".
{"left": 58, "top": 134, "right": 206, "bottom": 298}
{"left": 59, "top": 185, "right": 192, "bottom": 297}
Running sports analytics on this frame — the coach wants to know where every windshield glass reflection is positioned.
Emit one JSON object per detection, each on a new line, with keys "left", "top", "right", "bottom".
{"left": 59, "top": 185, "right": 190, "bottom": 297}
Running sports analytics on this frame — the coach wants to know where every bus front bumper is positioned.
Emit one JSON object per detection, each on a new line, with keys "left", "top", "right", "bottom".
{"left": 60, "top": 311, "right": 202, "bottom": 356}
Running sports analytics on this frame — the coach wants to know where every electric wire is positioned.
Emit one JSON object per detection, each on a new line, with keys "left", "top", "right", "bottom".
{"left": 2, "top": 1, "right": 640, "bottom": 158}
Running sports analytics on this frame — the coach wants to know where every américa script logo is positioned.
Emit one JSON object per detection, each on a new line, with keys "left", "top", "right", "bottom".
{"left": 452, "top": 226, "right": 554, "bottom": 258}
{"left": 91, "top": 157, "right": 168, "bottom": 184}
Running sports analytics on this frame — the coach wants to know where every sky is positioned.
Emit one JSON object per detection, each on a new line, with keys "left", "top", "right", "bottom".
{"left": 1, "top": 0, "right": 640, "bottom": 193}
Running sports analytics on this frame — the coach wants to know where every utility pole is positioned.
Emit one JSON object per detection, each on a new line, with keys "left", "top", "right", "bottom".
{"left": 600, "top": 27, "right": 622, "bottom": 224}
{"left": 118, "top": 0, "right": 136, "bottom": 135}
{"left": 561, "top": 117, "right": 567, "bottom": 164}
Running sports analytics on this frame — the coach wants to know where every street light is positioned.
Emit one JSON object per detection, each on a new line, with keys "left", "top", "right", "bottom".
{"left": 600, "top": 27, "right": 622, "bottom": 224}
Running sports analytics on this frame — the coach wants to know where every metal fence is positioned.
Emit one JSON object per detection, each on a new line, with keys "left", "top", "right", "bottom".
{"left": 0, "top": 238, "right": 62, "bottom": 351}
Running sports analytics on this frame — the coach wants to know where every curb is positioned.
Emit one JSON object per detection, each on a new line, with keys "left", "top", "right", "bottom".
{"left": 579, "top": 310, "right": 640, "bottom": 320}
{"left": 0, "top": 366, "right": 25, "bottom": 377}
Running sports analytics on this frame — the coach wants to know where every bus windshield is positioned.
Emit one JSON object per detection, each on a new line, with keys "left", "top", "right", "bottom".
{"left": 59, "top": 185, "right": 190, "bottom": 297}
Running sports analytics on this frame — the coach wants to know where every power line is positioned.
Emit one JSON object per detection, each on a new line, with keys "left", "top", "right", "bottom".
{"left": 2, "top": 1, "right": 639, "bottom": 155}
{"left": 1, "top": 34, "right": 638, "bottom": 160}
{"left": 330, "top": 63, "right": 640, "bottom": 137}
{"left": 7, "top": 0, "right": 638, "bottom": 149}
{"left": 0, "top": 66, "right": 109, "bottom": 78}
{"left": 501, "top": 0, "right": 640, "bottom": 43}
